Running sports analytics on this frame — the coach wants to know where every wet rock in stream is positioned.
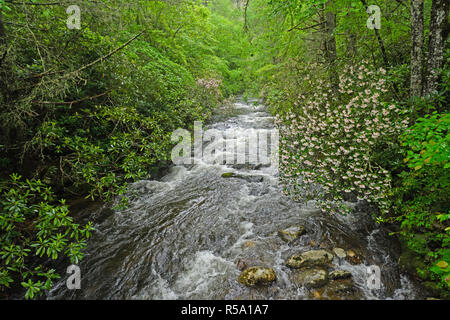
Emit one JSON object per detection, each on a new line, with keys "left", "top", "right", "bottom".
{"left": 278, "top": 225, "right": 306, "bottom": 243}
{"left": 292, "top": 268, "right": 328, "bottom": 288}
{"left": 346, "top": 249, "right": 363, "bottom": 265}
{"left": 332, "top": 248, "right": 347, "bottom": 259}
{"left": 324, "top": 279, "right": 362, "bottom": 300}
{"left": 238, "top": 267, "right": 277, "bottom": 287}
{"left": 286, "top": 250, "right": 333, "bottom": 269}
{"left": 221, "top": 172, "right": 264, "bottom": 183}
{"left": 329, "top": 270, "right": 352, "bottom": 280}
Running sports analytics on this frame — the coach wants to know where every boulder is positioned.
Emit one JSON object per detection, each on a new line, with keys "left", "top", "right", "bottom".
{"left": 286, "top": 250, "right": 333, "bottom": 268}
{"left": 238, "top": 267, "right": 277, "bottom": 287}
{"left": 278, "top": 226, "right": 306, "bottom": 243}
{"left": 292, "top": 268, "right": 328, "bottom": 288}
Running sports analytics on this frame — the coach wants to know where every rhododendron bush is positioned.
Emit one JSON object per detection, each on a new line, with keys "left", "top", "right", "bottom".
{"left": 276, "top": 62, "right": 409, "bottom": 215}
{"left": 196, "top": 77, "right": 223, "bottom": 98}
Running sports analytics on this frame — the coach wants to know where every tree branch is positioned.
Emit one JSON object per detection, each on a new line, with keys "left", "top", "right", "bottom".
{"left": 30, "top": 30, "right": 145, "bottom": 79}
{"left": 34, "top": 90, "right": 112, "bottom": 106}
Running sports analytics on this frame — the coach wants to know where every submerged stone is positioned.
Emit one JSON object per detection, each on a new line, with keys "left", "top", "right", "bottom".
{"left": 286, "top": 250, "right": 333, "bottom": 268}
{"left": 221, "top": 172, "right": 235, "bottom": 178}
{"left": 242, "top": 241, "right": 256, "bottom": 248}
{"left": 231, "top": 164, "right": 266, "bottom": 170}
{"left": 278, "top": 225, "right": 306, "bottom": 242}
{"left": 329, "top": 270, "right": 352, "bottom": 280}
{"left": 292, "top": 268, "right": 328, "bottom": 288}
{"left": 324, "top": 279, "right": 362, "bottom": 300}
{"left": 238, "top": 266, "right": 277, "bottom": 287}
{"left": 221, "top": 172, "right": 264, "bottom": 182}
{"left": 312, "top": 290, "right": 322, "bottom": 299}
{"left": 346, "top": 249, "right": 363, "bottom": 265}
{"left": 236, "top": 259, "right": 248, "bottom": 271}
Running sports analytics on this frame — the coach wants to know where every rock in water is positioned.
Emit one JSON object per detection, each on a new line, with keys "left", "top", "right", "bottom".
{"left": 329, "top": 270, "right": 352, "bottom": 280}
{"left": 238, "top": 267, "right": 277, "bottom": 287}
{"left": 242, "top": 241, "right": 256, "bottom": 248}
{"left": 221, "top": 172, "right": 235, "bottom": 178}
{"left": 236, "top": 259, "right": 248, "bottom": 271}
{"left": 286, "top": 250, "right": 333, "bottom": 268}
{"left": 313, "top": 290, "right": 322, "bottom": 299}
{"left": 221, "top": 172, "right": 264, "bottom": 182}
{"left": 292, "top": 268, "right": 328, "bottom": 288}
{"left": 325, "top": 279, "right": 362, "bottom": 300}
{"left": 278, "top": 226, "right": 306, "bottom": 242}
{"left": 346, "top": 249, "right": 363, "bottom": 265}
{"left": 333, "top": 248, "right": 347, "bottom": 259}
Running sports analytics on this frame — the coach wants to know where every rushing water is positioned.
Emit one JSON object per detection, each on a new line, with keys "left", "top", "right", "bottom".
{"left": 48, "top": 99, "right": 424, "bottom": 300}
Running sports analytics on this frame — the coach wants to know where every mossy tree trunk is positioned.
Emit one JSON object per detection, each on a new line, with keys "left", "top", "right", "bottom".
{"left": 424, "top": 0, "right": 449, "bottom": 95}
{"left": 410, "top": 0, "right": 424, "bottom": 98}
{"left": 324, "top": 1, "right": 338, "bottom": 90}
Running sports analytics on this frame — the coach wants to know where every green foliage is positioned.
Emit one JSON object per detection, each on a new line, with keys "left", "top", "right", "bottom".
{"left": 389, "top": 112, "right": 450, "bottom": 289}
{"left": 0, "top": 174, "right": 94, "bottom": 299}
{"left": 0, "top": 0, "right": 251, "bottom": 298}
{"left": 0, "top": 0, "right": 243, "bottom": 202}
{"left": 402, "top": 113, "right": 450, "bottom": 171}
{"left": 0, "top": 0, "right": 448, "bottom": 298}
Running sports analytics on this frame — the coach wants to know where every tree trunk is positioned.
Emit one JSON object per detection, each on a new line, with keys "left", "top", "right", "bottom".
{"left": 424, "top": 0, "right": 449, "bottom": 95}
{"left": 0, "top": 9, "right": 8, "bottom": 146}
{"left": 0, "top": 10, "right": 6, "bottom": 63}
{"left": 325, "top": 11, "right": 337, "bottom": 65}
{"left": 0, "top": 9, "right": 9, "bottom": 96}
{"left": 410, "top": 0, "right": 424, "bottom": 97}
{"left": 324, "top": 1, "right": 338, "bottom": 89}
{"left": 345, "top": 26, "right": 357, "bottom": 58}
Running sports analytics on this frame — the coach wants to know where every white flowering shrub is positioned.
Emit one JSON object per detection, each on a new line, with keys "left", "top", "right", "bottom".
{"left": 276, "top": 62, "right": 409, "bottom": 214}
{"left": 196, "top": 77, "right": 223, "bottom": 98}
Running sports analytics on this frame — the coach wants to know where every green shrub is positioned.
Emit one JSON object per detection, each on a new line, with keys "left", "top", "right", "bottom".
{"left": 0, "top": 174, "right": 94, "bottom": 299}
{"left": 391, "top": 112, "right": 450, "bottom": 289}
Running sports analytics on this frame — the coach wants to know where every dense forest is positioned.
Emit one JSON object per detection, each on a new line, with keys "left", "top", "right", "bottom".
{"left": 0, "top": 0, "right": 448, "bottom": 300}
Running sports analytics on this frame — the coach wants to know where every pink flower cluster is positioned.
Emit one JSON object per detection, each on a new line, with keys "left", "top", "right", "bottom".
{"left": 196, "top": 78, "right": 222, "bottom": 97}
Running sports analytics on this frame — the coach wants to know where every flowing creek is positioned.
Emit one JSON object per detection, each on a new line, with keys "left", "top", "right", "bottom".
{"left": 48, "top": 99, "right": 424, "bottom": 300}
